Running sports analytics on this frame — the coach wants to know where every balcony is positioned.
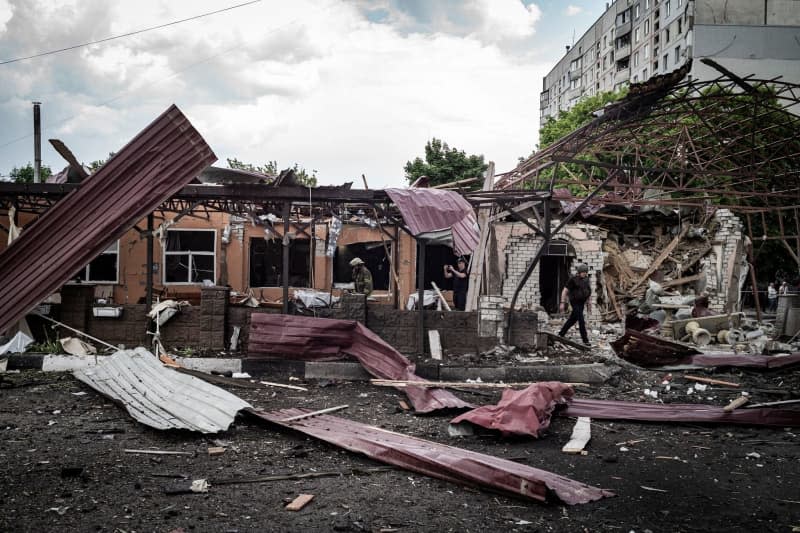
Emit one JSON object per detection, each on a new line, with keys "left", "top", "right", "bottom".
{"left": 616, "top": 20, "right": 631, "bottom": 36}
{"left": 568, "top": 69, "right": 582, "bottom": 81}
{"left": 614, "top": 67, "right": 631, "bottom": 84}
{"left": 616, "top": 42, "right": 631, "bottom": 59}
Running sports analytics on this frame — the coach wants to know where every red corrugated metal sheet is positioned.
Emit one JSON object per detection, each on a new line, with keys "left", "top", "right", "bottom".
{"left": 561, "top": 399, "right": 800, "bottom": 427}
{"left": 385, "top": 188, "right": 479, "bottom": 255}
{"left": 248, "top": 314, "right": 473, "bottom": 413}
{"left": 0, "top": 105, "right": 216, "bottom": 334}
{"left": 248, "top": 407, "right": 615, "bottom": 505}
{"left": 451, "top": 382, "right": 574, "bottom": 437}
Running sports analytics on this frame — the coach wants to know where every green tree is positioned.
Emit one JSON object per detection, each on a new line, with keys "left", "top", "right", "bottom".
{"left": 227, "top": 158, "right": 317, "bottom": 187}
{"left": 538, "top": 88, "right": 628, "bottom": 150}
{"left": 8, "top": 162, "right": 52, "bottom": 183}
{"left": 404, "top": 138, "right": 488, "bottom": 188}
{"left": 88, "top": 152, "right": 116, "bottom": 172}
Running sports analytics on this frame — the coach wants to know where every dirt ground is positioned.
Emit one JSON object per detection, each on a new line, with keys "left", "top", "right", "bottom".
{"left": 0, "top": 357, "right": 798, "bottom": 533}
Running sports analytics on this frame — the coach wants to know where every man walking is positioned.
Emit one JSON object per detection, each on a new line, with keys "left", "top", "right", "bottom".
{"left": 558, "top": 263, "right": 592, "bottom": 346}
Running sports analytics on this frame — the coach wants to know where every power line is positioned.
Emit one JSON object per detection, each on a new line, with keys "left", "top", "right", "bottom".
{"left": 0, "top": 0, "right": 262, "bottom": 66}
{"left": 0, "top": 1, "right": 338, "bottom": 153}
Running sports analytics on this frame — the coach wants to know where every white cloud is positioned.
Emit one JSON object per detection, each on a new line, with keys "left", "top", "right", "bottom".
{"left": 468, "top": 0, "right": 542, "bottom": 41}
{"left": 0, "top": 0, "right": 12, "bottom": 34}
{"left": 565, "top": 5, "right": 584, "bottom": 17}
{"left": 0, "top": 0, "right": 551, "bottom": 187}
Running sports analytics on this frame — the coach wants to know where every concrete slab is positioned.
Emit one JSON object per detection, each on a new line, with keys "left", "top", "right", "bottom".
{"left": 305, "top": 362, "right": 371, "bottom": 380}
{"left": 439, "top": 366, "right": 507, "bottom": 382}
{"left": 176, "top": 357, "right": 241, "bottom": 374}
{"left": 510, "top": 363, "right": 619, "bottom": 384}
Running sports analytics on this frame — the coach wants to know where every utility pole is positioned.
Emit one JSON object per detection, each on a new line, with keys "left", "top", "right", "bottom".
{"left": 32, "top": 101, "right": 42, "bottom": 183}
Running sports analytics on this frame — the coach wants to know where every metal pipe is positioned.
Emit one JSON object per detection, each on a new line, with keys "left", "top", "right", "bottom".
{"left": 417, "top": 239, "right": 426, "bottom": 355}
{"left": 282, "top": 202, "right": 291, "bottom": 314}
{"left": 32, "top": 102, "right": 41, "bottom": 183}
{"left": 146, "top": 213, "right": 154, "bottom": 310}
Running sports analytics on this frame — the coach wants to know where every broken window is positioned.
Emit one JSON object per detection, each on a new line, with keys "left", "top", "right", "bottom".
{"left": 74, "top": 241, "right": 119, "bottom": 283}
{"left": 249, "top": 237, "right": 310, "bottom": 288}
{"left": 333, "top": 242, "right": 390, "bottom": 290}
{"left": 164, "top": 230, "right": 216, "bottom": 284}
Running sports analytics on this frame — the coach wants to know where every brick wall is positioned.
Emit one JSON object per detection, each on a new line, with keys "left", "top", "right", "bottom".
{"left": 699, "top": 209, "right": 745, "bottom": 313}
{"left": 500, "top": 222, "right": 606, "bottom": 322}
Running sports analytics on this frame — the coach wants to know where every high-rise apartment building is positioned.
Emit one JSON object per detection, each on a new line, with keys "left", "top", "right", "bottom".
{"left": 540, "top": 0, "right": 800, "bottom": 120}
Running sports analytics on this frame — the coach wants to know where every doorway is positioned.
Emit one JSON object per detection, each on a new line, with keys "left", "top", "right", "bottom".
{"left": 539, "top": 239, "right": 575, "bottom": 313}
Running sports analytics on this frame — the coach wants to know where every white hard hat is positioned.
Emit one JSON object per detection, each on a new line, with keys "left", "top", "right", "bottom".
{"left": 349, "top": 257, "right": 364, "bottom": 267}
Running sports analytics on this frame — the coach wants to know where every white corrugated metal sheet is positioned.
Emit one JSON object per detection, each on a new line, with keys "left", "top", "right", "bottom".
{"left": 74, "top": 348, "right": 251, "bottom": 433}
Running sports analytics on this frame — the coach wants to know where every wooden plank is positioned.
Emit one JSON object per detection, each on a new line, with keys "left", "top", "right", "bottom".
{"left": 465, "top": 163, "right": 494, "bottom": 311}
{"left": 629, "top": 225, "right": 690, "bottom": 293}
{"left": 429, "top": 281, "right": 451, "bottom": 311}
{"left": 723, "top": 395, "right": 749, "bottom": 412}
{"left": 285, "top": 494, "right": 314, "bottom": 511}
{"left": 207, "top": 446, "right": 226, "bottom": 456}
{"left": 545, "top": 331, "right": 590, "bottom": 351}
{"left": 124, "top": 449, "right": 193, "bottom": 456}
{"left": 660, "top": 274, "right": 702, "bottom": 289}
{"left": 603, "top": 272, "right": 624, "bottom": 321}
{"left": 683, "top": 375, "right": 740, "bottom": 388}
{"left": 280, "top": 405, "right": 349, "bottom": 422}
{"left": 428, "top": 330, "right": 442, "bottom": 360}
{"left": 562, "top": 417, "right": 591, "bottom": 454}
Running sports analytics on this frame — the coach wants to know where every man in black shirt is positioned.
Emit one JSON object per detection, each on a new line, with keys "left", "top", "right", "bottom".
{"left": 444, "top": 257, "right": 469, "bottom": 311}
{"left": 558, "top": 263, "right": 592, "bottom": 346}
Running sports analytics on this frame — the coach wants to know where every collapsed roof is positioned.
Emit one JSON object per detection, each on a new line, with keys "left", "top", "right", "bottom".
{"left": 500, "top": 60, "right": 800, "bottom": 214}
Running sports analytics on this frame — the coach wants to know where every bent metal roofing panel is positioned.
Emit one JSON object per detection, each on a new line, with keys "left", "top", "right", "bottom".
{"left": 0, "top": 105, "right": 216, "bottom": 334}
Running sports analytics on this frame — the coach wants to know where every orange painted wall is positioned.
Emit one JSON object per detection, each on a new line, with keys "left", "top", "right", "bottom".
{"left": 1, "top": 209, "right": 418, "bottom": 308}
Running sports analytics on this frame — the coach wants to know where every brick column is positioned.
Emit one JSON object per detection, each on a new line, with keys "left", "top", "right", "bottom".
{"left": 200, "top": 286, "right": 230, "bottom": 351}
{"left": 60, "top": 285, "right": 95, "bottom": 333}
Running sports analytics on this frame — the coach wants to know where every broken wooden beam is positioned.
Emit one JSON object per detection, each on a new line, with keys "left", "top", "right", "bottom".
{"left": 683, "top": 375, "right": 740, "bottom": 388}
{"left": 285, "top": 494, "right": 314, "bottom": 511}
{"left": 723, "top": 395, "right": 750, "bottom": 412}
{"left": 280, "top": 405, "right": 349, "bottom": 422}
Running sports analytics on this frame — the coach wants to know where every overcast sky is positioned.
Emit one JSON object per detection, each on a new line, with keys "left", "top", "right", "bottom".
{"left": 0, "top": 0, "right": 605, "bottom": 188}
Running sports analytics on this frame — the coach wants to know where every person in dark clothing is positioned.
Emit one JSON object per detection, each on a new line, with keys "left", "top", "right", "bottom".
{"left": 444, "top": 257, "right": 469, "bottom": 311}
{"left": 558, "top": 263, "right": 592, "bottom": 345}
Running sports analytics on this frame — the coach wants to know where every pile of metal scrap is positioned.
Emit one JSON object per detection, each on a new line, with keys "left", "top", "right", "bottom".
{"left": 249, "top": 407, "right": 614, "bottom": 506}
{"left": 247, "top": 313, "right": 473, "bottom": 413}
{"left": 0, "top": 105, "right": 216, "bottom": 335}
{"left": 72, "top": 348, "right": 612, "bottom": 506}
{"left": 612, "top": 329, "right": 800, "bottom": 369}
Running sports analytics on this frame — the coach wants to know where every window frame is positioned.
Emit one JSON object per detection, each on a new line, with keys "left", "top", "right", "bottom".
{"left": 73, "top": 240, "right": 120, "bottom": 284}
{"left": 163, "top": 228, "right": 217, "bottom": 285}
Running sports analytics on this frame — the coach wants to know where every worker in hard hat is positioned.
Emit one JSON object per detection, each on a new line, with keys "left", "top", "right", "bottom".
{"left": 558, "top": 263, "right": 592, "bottom": 346}
{"left": 349, "top": 257, "right": 373, "bottom": 297}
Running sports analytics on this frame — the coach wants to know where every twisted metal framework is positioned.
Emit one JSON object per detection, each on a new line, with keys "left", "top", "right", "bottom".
{"left": 499, "top": 61, "right": 800, "bottom": 214}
